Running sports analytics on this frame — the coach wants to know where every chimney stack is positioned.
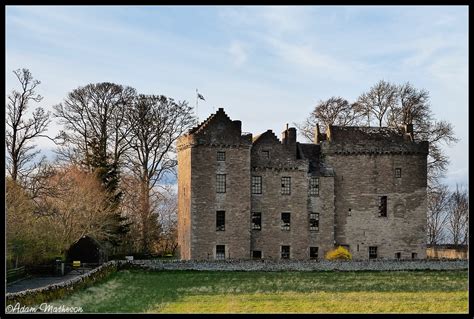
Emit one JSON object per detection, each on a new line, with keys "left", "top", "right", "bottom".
{"left": 282, "top": 124, "right": 297, "bottom": 145}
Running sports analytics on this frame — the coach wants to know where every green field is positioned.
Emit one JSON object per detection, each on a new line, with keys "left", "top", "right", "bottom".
{"left": 51, "top": 270, "right": 468, "bottom": 313}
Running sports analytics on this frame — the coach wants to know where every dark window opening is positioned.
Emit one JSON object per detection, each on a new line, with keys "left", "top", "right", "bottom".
{"left": 252, "top": 212, "right": 261, "bottom": 230}
{"left": 281, "top": 212, "right": 291, "bottom": 230}
{"left": 216, "top": 245, "right": 225, "bottom": 260}
{"left": 216, "top": 211, "right": 225, "bottom": 231}
{"left": 309, "top": 177, "right": 319, "bottom": 196}
{"left": 378, "top": 196, "right": 387, "bottom": 217}
{"left": 252, "top": 176, "right": 262, "bottom": 194}
{"left": 252, "top": 250, "right": 262, "bottom": 259}
{"left": 395, "top": 252, "right": 401, "bottom": 259}
{"left": 395, "top": 168, "right": 401, "bottom": 178}
{"left": 310, "top": 247, "right": 319, "bottom": 259}
{"left": 281, "top": 246, "right": 290, "bottom": 259}
{"left": 369, "top": 246, "right": 378, "bottom": 259}
{"left": 262, "top": 150, "right": 270, "bottom": 159}
{"left": 281, "top": 177, "right": 291, "bottom": 195}
{"left": 217, "top": 151, "right": 226, "bottom": 161}
{"left": 216, "top": 174, "right": 226, "bottom": 193}
{"left": 412, "top": 252, "right": 417, "bottom": 259}
{"left": 309, "top": 213, "right": 319, "bottom": 231}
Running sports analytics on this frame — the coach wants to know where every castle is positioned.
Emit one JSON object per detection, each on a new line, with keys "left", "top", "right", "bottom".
{"left": 177, "top": 108, "right": 429, "bottom": 260}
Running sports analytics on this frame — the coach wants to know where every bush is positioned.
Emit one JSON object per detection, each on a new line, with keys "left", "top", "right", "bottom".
{"left": 325, "top": 246, "right": 352, "bottom": 261}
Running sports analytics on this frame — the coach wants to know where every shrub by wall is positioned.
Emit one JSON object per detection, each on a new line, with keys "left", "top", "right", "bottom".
{"left": 325, "top": 246, "right": 352, "bottom": 261}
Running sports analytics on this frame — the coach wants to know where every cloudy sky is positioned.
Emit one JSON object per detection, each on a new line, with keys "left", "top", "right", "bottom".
{"left": 6, "top": 6, "right": 468, "bottom": 189}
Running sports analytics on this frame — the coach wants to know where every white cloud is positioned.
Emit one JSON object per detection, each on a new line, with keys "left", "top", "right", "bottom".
{"left": 228, "top": 41, "right": 248, "bottom": 67}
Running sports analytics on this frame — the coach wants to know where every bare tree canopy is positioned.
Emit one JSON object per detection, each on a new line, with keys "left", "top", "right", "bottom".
{"left": 124, "top": 94, "right": 195, "bottom": 253}
{"left": 355, "top": 80, "right": 399, "bottom": 127}
{"left": 448, "top": 184, "right": 469, "bottom": 245}
{"left": 35, "top": 165, "right": 120, "bottom": 252}
{"left": 296, "top": 80, "right": 458, "bottom": 187}
{"left": 6, "top": 68, "right": 51, "bottom": 183}
{"left": 296, "top": 97, "right": 363, "bottom": 141}
{"left": 53, "top": 82, "right": 137, "bottom": 167}
{"left": 427, "top": 185, "right": 450, "bottom": 245}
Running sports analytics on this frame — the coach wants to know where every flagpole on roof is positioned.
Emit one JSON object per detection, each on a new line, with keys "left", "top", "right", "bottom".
{"left": 196, "top": 88, "right": 199, "bottom": 122}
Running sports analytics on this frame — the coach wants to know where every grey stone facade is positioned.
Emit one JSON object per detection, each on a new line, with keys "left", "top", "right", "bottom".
{"left": 177, "top": 108, "right": 429, "bottom": 260}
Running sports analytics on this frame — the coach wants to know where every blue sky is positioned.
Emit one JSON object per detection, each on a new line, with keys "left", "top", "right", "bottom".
{"left": 6, "top": 6, "right": 468, "bottom": 189}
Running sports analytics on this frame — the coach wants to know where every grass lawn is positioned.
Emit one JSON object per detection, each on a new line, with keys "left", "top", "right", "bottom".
{"left": 50, "top": 270, "right": 468, "bottom": 314}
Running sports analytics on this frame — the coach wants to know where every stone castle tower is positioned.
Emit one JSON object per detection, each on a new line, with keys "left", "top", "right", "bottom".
{"left": 177, "top": 108, "right": 429, "bottom": 260}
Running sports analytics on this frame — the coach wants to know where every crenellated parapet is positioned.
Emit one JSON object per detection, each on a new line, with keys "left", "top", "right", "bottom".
{"left": 320, "top": 125, "right": 429, "bottom": 155}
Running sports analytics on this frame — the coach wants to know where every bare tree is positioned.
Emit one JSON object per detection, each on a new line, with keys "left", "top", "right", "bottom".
{"left": 296, "top": 97, "right": 363, "bottom": 141}
{"left": 427, "top": 185, "right": 450, "bottom": 244}
{"left": 384, "top": 83, "right": 458, "bottom": 186}
{"left": 156, "top": 187, "right": 178, "bottom": 256}
{"left": 6, "top": 69, "right": 52, "bottom": 183}
{"left": 298, "top": 81, "right": 458, "bottom": 188}
{"left": 125, "top": 94, "right": 195, "bottom": 253}
{"left": 36, "top": 165, "right": 120, "bottom": 253}
{"left": 53, "top": 82, "right": 136, "bottom": 168}
{"left": 355, "top": 80, "right": 399, "bottom": 127}
{"left": 447, "top": 184, "right": 469, "bottom": 245}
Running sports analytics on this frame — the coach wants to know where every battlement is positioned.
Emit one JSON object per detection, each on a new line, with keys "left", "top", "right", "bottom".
{"left": 321, "top": 125, "right": 429, "bottom": 155}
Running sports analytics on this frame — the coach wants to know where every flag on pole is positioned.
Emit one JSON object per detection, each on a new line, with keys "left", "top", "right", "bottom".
{"left": 197, "top": 92, "right": 205, "bottom": 101}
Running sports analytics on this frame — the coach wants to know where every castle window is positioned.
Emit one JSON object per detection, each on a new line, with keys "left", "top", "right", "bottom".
{"left": 252, "top": 212, "right": 261, "bottom": 230}
{"left": 395, "top": 252, "right": 401, "bottom": 259}
{"left": 395, "top": 168, "right": 401, "bottom": 178}
{"left": 216, "top": 245, "right": 225, "bottom": 260}
{"left": 281, "top": 246, "right": 290, "bottom": 259}
{"left": 412, "top": 252, "right": 417, "bottom": 259}
{"left": 378, "top": 196, "right": 387, "bottom": 217}
{"left": 309, "top": 177, "right": 319, "bottom": 196}
{"left": 309, "top": 213, "right": 319, "bottom": 231}
{"left": 217, "top": 151, "right": 226, "bottom": 161}
{"left": 252, "top": 250, "right": 262, "bottom": 259}
{"left": 281, "top": 212, "right": 291, "bottom": 230}
{"left": 262, "top": 150, "right": 269, "bottom": 158}
{"left": 252, "top": 176, "right": 262, "bottom": 194}
{"left": 216, "top": 211, "right": 225, "bottom": 231}
{"left": 216, "top": 174, "right": 226, "bottom": 193}
{"left": 281, "top": 177, "right": 291, "bottom": 195}
{"left": 369, "top": 246, "right": 378, "bottom": 259}
{"left": 310, "top": 247, "right": 319, "bottom": 259}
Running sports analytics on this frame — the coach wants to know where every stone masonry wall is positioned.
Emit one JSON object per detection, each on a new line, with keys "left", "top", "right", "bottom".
{"left": 250, "top": 132, "right": 335, "bottom": 260}
{"left": 323, "top": 150, "right": 427, "bottom": 260}
{"left": 190, "top": 145, "right": 251, "bottom": 260}
{"left": 177, "top": 145, "right": 192, "bottom": 260}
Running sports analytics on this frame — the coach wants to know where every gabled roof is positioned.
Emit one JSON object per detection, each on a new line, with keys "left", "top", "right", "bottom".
{"left": 188, "top": 107, "right": 232, "bottom": 135}
{"left": 252, "top": 130, "right": 280, "bottom": 144}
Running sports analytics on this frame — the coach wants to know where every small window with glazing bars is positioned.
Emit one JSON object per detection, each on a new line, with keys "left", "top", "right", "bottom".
{"left": 216, "top": 174, "right": 226, "bottom": 193}
{"left": 216, "top": 211, "right": 225, "bottom": 231}
{"left": 217, "top": 151, "right": 226, "bottom": 161}
{"left": 252, "top": 176, "right": 262, "bottom": 194}
{"left": 252, "top": 212, "right": 261, "bottom": 230}
{"left": 281, "top": 177, "right": 291, "bottom": 195}
{"left": 216, "top": 245, "right": 225, "bottom": 260}
{"left": 309, "top": 177, "right": 319, "bottom": 196}
{"left": 281, "top": 212, "right": 291, "bottom": 230}
{"left": 309, "top": 213, "right": 319, "bottom": 231}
